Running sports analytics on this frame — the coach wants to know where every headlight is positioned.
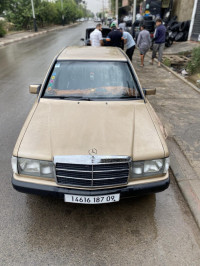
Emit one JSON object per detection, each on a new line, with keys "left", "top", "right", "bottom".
{"left": 130, "top": 157, "right": 170, "bottom": 178}
{"left": 11, "top": 157, "right": 55, "bottom": 179}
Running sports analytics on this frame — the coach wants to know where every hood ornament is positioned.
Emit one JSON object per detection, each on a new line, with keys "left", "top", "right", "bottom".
{"left": 88, "top": 148, "right": 97, "bottom": 157}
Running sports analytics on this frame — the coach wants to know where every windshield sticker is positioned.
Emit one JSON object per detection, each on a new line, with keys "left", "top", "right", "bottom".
{"left": 49, "top": 83, "right": 52, "bottom": 87}
{"left": 51, "top": 76, "right": 55, "bottom": 79}
{"left": 50, "top": 79, "right": 54, "bottom": 83}
{"left": 55, "top": 63, "right": 60, "bottom": 68}
{"left": 53, "top": 72, "right": 56, "bottom": 76}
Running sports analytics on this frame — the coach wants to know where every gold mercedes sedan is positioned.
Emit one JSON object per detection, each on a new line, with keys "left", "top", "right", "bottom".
{"left": 11, "top": 46, "right": 170, "bottom": 204}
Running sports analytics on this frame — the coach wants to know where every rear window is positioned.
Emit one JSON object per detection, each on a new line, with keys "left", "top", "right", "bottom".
{"left": 43, "top": 61, "right": 141, "bottom": 100}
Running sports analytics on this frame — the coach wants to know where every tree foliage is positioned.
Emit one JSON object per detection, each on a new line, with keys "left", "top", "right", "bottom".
{"left": 4, "top": 0, "right": 91, "bottom": 30}
{"left": 0, "top": 0, "right": 9, "bottom": 15}
{"left": 187, "top": 47, "right": 200, "bottom": 75}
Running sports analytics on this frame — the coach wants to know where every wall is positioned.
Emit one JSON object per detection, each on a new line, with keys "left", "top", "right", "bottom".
{"left": 191, "top": 0, "right": 200, "bottom": 41}
{"left": 172, "top": 0, "right": 195, "bottom": 21}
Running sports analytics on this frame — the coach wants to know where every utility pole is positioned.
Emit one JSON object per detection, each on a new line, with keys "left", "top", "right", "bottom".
{"left": 31, "top": 0, "right": 37, "bottom": 32}
{"left": 132, "top": 0, "right": 137, "bottom": 24}
{"left": 102, "top": 0, "right": 104, "bottom": 21}
{"left": 61, "top": 0, "right": 64, "bottom": 26}
{"left": 115, "top": 0, "right": 118, "bottom": 22}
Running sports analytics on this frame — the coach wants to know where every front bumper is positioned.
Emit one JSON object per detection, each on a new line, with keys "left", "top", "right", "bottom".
{"left": 12, "top": 175, "right": 170, "bottom": 199}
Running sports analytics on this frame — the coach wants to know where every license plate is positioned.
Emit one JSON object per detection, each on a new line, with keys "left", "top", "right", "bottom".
{"left": 64, "top": 193, "right": 120, "bottom": 204}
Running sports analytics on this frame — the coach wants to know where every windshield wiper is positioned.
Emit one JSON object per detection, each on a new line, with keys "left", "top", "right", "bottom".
{"left": 45, "top": 96, "right": 92, "bottom": 101}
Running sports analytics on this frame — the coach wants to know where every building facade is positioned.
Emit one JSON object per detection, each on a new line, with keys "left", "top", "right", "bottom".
{"left": 172, "top": 0, "right": 194, "bottom": 21}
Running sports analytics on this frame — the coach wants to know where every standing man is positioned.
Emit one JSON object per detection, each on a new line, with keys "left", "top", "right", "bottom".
{"left": 121, "top": 29, "right": 135, "bottom": 61}
{"left": 106, "top": 23, "right": 124, "bottom": 49}
{"left": 137, "top": 25, "right": 151, "bottom": 67}
{"left": 151, "top": 18, "right": 166, "bottom": 67}
{"left": 90, "top": 24, "right": 103, "bottom": 47}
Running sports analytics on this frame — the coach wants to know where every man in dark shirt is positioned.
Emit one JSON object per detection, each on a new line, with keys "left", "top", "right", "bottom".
{"left": 106, "top": 23, "right": 124, "bottom": 49}
{"left": 151, "top": 18, "right": 166, "bottom": 67}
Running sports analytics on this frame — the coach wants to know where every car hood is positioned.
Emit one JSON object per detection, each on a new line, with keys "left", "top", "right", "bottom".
{"left": 17, "top": 99, "right": 167, "bottom": 161}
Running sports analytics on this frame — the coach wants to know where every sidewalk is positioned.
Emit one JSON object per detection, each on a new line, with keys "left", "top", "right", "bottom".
{"left": 133, "top": 51, "right": 200, "bottom": 228}
{"left": 163, "top": 41, "right": 200, "bottom": 55}
{"left": 0, "top": 24, "right": 78, "bottom": 47}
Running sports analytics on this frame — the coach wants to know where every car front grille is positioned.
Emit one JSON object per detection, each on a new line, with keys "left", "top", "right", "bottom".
{"left": 55, "top": 156, "right": 130, "bottom": 188}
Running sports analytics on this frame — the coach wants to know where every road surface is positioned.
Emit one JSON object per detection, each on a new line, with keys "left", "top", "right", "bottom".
{"left": 0, "top": 22, "right": 200, "bottom": 265}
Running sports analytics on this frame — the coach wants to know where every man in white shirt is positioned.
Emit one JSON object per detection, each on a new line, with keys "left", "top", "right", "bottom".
{"left": 90, "top": 24, "right": 103, "bottom": 47}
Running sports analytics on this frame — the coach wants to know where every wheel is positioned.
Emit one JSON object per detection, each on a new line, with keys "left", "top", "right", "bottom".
{"left": 167, "top": 16, "right": 178, "bottom": 28}
{"left": 183, "top": 31, "right": 188, "bottom": 41}
{"left": 179, "top": 20, "right": 190, "bottom": 32}
{"left": 170, "top": 22, "right": 181, "bottom": 31}
{"left": 175, "top": 32, "right": 184, "bottom": 42}
{"left": 165, "top": 39, "right": 173, "bottom": 47}
{"left": 170, "top": 31, "right": 178, "bottom": 40}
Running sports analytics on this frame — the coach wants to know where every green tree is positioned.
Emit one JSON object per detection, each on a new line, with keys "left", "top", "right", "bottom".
{"left": 6, "top": 0, "right": 33, "bottom": 30}
{"left": 36, "top": 1, "right": 58, "bottom": 27}
{"left": 0, "top": 0, "right": 9, "bottom": 15}
{"left": 4, "top": 0, "right": 92, "bottom": 30}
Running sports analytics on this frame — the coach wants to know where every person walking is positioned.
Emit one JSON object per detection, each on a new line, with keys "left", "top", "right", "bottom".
{"left": 137, "top": 25, "right": 151, "bottom": 67}
{"left": 151, "top": 18, "right": 166, "bottom": 67}
{"left": 106, "top": 23, "right": 124, "bottom": 49}
{"left": 121, "top": 29, "right": 135, "bottom": 61}
{"left": 90, "top": 24, "right": 103, "bottom": 47}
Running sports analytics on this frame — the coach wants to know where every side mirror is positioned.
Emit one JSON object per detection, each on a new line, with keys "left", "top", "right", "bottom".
{"left": 80, "top": 38, "right": 84, "bottom": 41}
{"left": 29, "top": 84, "right": 41, "bottom": 94}
{"left": 143, "top": 88, "right": 156, "bottom": 96}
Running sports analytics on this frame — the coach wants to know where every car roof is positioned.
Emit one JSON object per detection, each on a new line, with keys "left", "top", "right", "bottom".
{"left": 57, "top": 46, "right": 127, "bottom": 61}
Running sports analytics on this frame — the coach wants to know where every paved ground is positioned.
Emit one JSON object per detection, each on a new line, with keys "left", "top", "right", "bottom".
{"left": 134, "top": 50, "right": 200, "bottom": 227}
{"left": 0, "top": 24, "right": 78, "bottom": 47}
{"left": 134, "top": 53, "right": 200, "bottom": 178}
{"left": 163, "top": 41, "right": 200, "bottom": 55}
{"left": 1, "top": 22, "right": 200, "bottom": 265}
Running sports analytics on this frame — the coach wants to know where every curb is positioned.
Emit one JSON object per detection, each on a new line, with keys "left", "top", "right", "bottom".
{"left": 146, "top": 52, "right": 200, "bottom": 94}
{"left": 144, "top": 52, "right": 200, "bottom": 229}
{"left": 160, "top": 62, "right": 200, "bottom": 94}
{"left": 167, "top": 138, "right": 200, "bottom": 229}
{"left": 0, "top": 23, "right": 79, "bottom": 47}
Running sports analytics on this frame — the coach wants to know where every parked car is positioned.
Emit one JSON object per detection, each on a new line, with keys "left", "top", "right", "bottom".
{"left": 11, "top": 46, "right": 170, "bottom": 204}
{"left": 81, "top": 27, "right": 111, "bottom": 46}
{"left": 94, "top": 17, "right": 101, "bottom": 23}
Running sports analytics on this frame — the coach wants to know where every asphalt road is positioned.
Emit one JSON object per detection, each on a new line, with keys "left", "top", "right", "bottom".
{"left": 1, "top": 22, "right": 200, "bottom": 265}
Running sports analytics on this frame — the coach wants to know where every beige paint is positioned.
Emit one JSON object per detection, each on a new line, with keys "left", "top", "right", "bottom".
{"left": 172, "top": 0, "right": 194, "bottom": 22}
{"left": 16, "top": 99, "right": 167, "bottom": 161}
{"left": 58, "top": 46, "right": 127, "bottom": 61}
{"left": 29, "top": 84, "right": 39, "bottom": 94}
{"left": 13, "top": 46, "right": 169, "bottom": 190}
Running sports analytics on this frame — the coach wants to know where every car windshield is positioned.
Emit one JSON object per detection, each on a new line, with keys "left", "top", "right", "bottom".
{"left": 43, "top": 61, "right": 141, "bottom": 100}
